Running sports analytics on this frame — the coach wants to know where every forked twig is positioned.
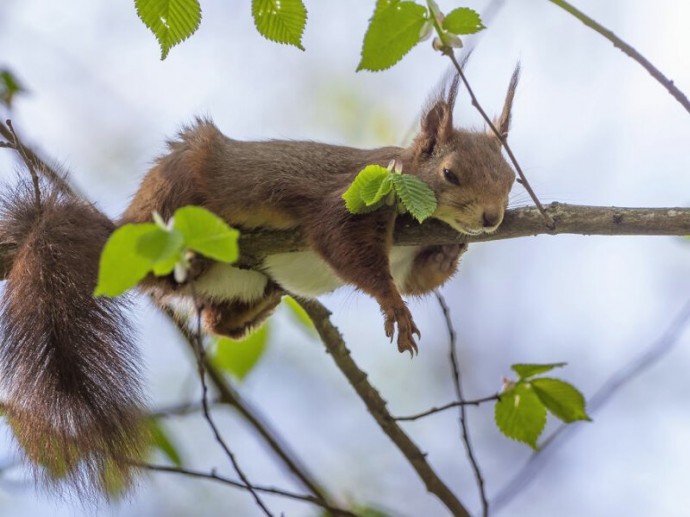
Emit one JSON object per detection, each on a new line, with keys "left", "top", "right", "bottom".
{"left": 132, "top": 461, "right": 358, "bottom": 517}
{"left": 296, "top": 297, "right": 471, "bottom": 517}
{"left": 188, "top": 286, "right": 273, "bottom": 516}
{"left": 435, "top": 291, "right": 489, "bottom": 516}
{"left": 395, "top": 394, "right": 500, "bottom": 422}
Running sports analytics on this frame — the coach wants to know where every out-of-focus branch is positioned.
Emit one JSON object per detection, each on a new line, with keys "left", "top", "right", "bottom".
{"left": 296, "top": 297, "right": 471, "bottom": 517}
{"left": 133, "top": 461, "right": 358, "bottom": 517}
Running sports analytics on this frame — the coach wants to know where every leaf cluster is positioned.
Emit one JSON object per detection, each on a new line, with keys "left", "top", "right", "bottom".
{"left": 342, "top": 164, "right": 437, "bottom": 223}
{"left": 132, "top": 0, "right": 483, "bottom": 70}
{"left": 95, "top": 205, "right": 239, "bottom": 297}
{"left": 495, "top": 363, "right": 591, "bottom": 449}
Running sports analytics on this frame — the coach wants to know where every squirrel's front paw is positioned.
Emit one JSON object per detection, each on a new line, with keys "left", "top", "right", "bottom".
{"left": 383, "top": 304, "right": 421, "bottom": 356}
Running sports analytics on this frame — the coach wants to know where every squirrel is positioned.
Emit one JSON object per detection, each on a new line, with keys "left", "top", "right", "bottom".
{"left": 0, "top": 68, "right": 518, "bottom": 495}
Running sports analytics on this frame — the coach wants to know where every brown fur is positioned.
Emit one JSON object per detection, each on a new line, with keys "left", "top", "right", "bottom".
{"left": 122, "top": 68, "right": 518, "bottom": 354}
{"left": 0, "top": 180, "right": 146, "bottom": 496}
{"left": 0, "top": 68, "right": 518, "bottom": 494}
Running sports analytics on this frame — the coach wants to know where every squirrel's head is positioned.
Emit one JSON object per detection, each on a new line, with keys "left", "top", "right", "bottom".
{"left": 408, "top": 66, "right": 519, "bottom": 235}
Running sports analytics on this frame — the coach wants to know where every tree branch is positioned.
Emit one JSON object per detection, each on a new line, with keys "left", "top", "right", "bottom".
{"left": 435, "top": 291, "right": 488, "bottom": 517}
{"left": 296, "top": 297, "right": 471, "bottom": 517}
{"left": 547, "top": 0, "right": 690, "bottom": 115}
{"left": 235, "top": 204, "right": 690, "bottom": 261}
{"left": 156, "top": 301, "right": 335, "bottom": 508}
{"left": 132, "top": 461, "right": 358, "bottom": 517}
{"left": 395, "top": 395, "right": 500, "bottom": 422}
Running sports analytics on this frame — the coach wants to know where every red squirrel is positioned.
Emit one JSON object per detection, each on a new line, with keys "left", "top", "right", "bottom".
{"left": 0, "top": 69, "right": 518, "bottom": 494}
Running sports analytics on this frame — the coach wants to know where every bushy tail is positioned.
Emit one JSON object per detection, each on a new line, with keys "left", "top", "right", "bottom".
{"left": 0, "top": 180, "right": 146, "bottom": 496}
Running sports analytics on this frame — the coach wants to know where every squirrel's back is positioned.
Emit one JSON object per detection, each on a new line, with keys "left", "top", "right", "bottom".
{"left": 0, "top": 180, "right": 146, "bottom": 494}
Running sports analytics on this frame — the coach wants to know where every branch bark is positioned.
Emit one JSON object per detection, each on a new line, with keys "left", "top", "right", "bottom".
{"left": 235, "top": 204, "right": 690, "bottom": 262}
{"left": 297, "top": 297, "right": 471, "bottom": 517}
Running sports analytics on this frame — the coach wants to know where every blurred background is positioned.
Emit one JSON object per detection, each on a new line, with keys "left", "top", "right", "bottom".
{"left": 1, "top": 0, "right": 690, "bottom": 515}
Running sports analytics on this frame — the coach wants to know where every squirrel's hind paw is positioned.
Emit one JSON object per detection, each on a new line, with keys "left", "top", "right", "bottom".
{"left": 382, "top": 304, "right": 420, "bottom": 355}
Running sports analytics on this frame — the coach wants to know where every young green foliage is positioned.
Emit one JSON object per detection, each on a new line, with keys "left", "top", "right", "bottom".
{"left": 495, "top": 383, "right": 546, "bottom": 450}
{"left": 148, "top": 418, "right": 183, "bottom": 467}
{"left": 135, "top": 0, "right": 202, "bottom": 59}
{"left": 0, "top": 69, "right": 25, "bottom": 109}
{"left": 212, "top": 325, "right": 270, "bottom": 381}
{"left": 342, "top": 164, "right": 393, "bottom": 214}
{"left": 95, "top": 205, "right": 239, "bottom": 297}
{"left": 283, "top": 295, "right": 316, "bottom": 335}
{"left": 512, "top": 362, "right": 567, "bottom": 379}
{"left": 390, "top": 173, "right": 437, "bottom": 223}
{"left": 358, "top": 1, "right": 429, "bottom": 72}
{"left": 495, "top": 363, "right": 591, "bottom": 449}
{"left": 358, "top": 1, "right": 484, "bottom": 72}
{"left": 252, "top": 0, "right": 308, "bottom": 50}
{"left": 442, "top": 7, "right": 485, "bottom": 35}
{"left": 342, "top": 164, "right": 437, "bottom": 223}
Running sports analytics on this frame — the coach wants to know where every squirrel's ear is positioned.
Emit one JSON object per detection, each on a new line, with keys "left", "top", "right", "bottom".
{"left": 492, "top": 63, "right": 521, "bottom": 139}
{"left": 417, "top": 100, "right": 453, "bottom": 155}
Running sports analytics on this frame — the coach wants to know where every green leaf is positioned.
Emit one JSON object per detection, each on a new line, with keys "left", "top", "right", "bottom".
{"left": 252, "top": 0, "right": 307, "bottom": 50}
{"left": 531, "top": 378, "right": 592, "bottom": 423}
{"left": 137, "top": 226, "right": 184, "bottom": 276}
{"left": 283, "top": 295, "right": 315, "bottom": 334}
{"left": 135, "top": 0, "right": 202, "bottom": 60}
{"left": 213, "top": 325, "right": 269, "bottom": 381}
{"left": 511, "top": 362, "right": 567, "bottom": 380}
{"left": 362, "top": 171, "right": 394, "bottom": 206}
{"left": 442, "top": 7, "right": 485, "bottom": 35}
{"left": 0, "top": 69, "right": 26, "bottom": 108}
{"left": 391, "top": 174, "right": 437, "bottom": 222}
{"left": 342, "top": 165, "right": 392, "bottom": 214}
{"left": 173, "top": 206, "right": 240, "bottom": 263}
{"left": 148, "top": 419, "right": 183, "bottom": 467}
{"left": 495, "top": 383, "right": 547, "bottom": 449}
{"left": 94, "top": 224, "right": 159, "bottom": 297}
{"left": 358, "top": 1, "right": 428, "bottom": 72}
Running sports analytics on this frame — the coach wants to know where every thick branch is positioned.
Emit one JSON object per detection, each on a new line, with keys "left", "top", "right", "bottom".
{"left": 297, "top": 297, "right": 470, "bottom": 517}
{"left": 237, "top": 204, "right": 690, "bottom": 260}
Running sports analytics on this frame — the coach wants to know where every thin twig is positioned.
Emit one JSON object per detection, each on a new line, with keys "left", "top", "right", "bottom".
{"left": 296, "top": 297, "right": 470, "bottom": 517}
{"left": 0, "top": 119, "right": 77, "bottom": 197}
{"left": 491, "top": 298, "right": 690, "bottom": 512}
{"left": 444, "top": 53, "right": 553, "bottom": 228}
{"left": 548, "top": 0, "right": 690, "bottom": 115}
{"left": 188, "top": 286, "right": 274, "bottom": 516}
{"left": 4, "top": 120, "right": 41, "bottom": 213}
{"left": 133, "top": 461, "right": 359, "bottom": 517}
{"left": 150, "top": 399, "right": 218, "bottom": 419}
{"left": 157, "top": 300, "right": 333, "bottom": 506}
{"left": 435, "top": 291, "right": 489, "bottom": 517}
{"left": 395, "top": 394, "right": 500, "bottom": 422}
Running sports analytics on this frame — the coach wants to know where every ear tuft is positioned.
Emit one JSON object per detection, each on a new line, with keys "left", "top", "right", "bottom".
{"left": 417, "top": 101, "right": 452, "bottom": 155}
{"left": 494, "top": 62, "right": 521, "bottom": 139}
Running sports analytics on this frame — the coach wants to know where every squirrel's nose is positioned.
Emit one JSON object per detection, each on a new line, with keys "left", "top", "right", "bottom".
{"left": 482, "top": 209, "right": 502, "bottom": 228}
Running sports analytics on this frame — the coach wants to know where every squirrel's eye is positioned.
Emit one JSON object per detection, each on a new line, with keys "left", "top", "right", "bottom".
{"left": 443, "top": 168, "right": 460, "bottom": 185}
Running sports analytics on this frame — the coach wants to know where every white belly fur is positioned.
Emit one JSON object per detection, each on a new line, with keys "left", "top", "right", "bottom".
{"left": 193, "top": 246, "right": 422, "bottom": 302}
{"left": 195, "top": 262, "right": 268, "bottom": 302}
